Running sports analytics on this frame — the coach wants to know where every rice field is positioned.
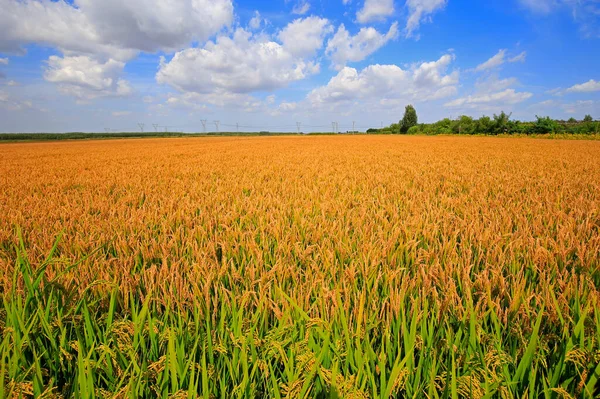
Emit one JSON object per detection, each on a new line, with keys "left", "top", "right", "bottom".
{"left": 0, "top": 135, "right": 599, "bottom": 398}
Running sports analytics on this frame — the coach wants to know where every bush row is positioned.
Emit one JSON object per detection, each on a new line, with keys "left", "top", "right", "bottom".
{"left": 369, "top": 113, "right": 599, "bottom": 135}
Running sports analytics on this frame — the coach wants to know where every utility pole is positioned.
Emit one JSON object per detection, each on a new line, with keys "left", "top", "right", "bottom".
{"left": 214, "top": 120, "right": 220, "bottom": 133}
{"left": 236, "top": 123, "right": 239, "bottom": 133}
{"left": 200, "top": 120, "right": 207, "bottom": 133}
{"left": 296, "top": 122, "right": 301, "bottom": 134}
{"left": 138, "top": 123, "right": 145, "bottom": 133}
{"left": 352, "top": 121, "right": 356, "bottom": 133}
{"left": 152, "top": 124, "right": 159, "bottom": 132}
{"left": 332, "top": 122, "right": 336, "bottom": 134}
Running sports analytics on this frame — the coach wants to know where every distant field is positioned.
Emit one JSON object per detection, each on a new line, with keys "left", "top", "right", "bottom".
{"left": 1, "top": 136, "right": 599, "bottom": 397}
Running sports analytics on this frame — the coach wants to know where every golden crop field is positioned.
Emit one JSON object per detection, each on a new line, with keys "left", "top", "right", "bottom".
{"left": 1, "top": 135, "right": 599, "bottom": 398}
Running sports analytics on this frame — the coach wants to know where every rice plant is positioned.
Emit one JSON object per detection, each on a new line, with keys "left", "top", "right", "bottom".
{"left": 1, "top": 136, "right": 599, "bottom": 397}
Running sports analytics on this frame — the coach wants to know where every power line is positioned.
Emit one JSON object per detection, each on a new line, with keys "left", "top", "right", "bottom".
{"left": 200, "top": 120, "right": 207, "bottom": 133}
{"left": 138, "top": 123, "right": 145, "bottom": 133}
{"left": 214, "top": 120, "right": 220, "bottom": 133}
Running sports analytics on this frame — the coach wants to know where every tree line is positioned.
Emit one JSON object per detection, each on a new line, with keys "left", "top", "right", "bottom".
{"left": 369, "top": 105, "right": 599, "bottom": 135}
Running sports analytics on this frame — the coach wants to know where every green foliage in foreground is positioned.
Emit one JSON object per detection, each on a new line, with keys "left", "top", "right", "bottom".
{"left": 1, "top": 238, "right": 599, "bottom": 398}
{"left": 370, "top": 112, "right": 600, "bottom": 136}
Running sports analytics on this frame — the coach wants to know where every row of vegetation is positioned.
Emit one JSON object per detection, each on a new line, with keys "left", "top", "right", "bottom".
{"left": 0, "top": 131, "right": 310, "bottom": 141}
{"left": 369, "top": 105, "right": 600, "bottom": 135}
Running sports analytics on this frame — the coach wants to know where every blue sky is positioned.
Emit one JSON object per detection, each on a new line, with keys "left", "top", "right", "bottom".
{"left": 0, "top": 0, "right": 599, "bottom": 132}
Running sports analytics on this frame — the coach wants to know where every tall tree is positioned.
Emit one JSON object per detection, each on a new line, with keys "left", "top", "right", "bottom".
{"left": 401, "top": 105, "right": 418, "bottom": 133}
{"left": 583, "top": 114, "right": 594, "bottom": 123}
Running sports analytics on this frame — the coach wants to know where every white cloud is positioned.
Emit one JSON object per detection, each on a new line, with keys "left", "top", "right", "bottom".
{"left": 405, "top": 0, "right": 447, "bottom": 38}
{"left": 518, "top": 0, "right": 600, "bottom": 37}
{"left": 249, "top": 11, "right": 264, "bottom": 30}
{"left": 444, "top": 89, "right": 533, "bottom": 109}
{"left": 475, "top": 49, "right": 506, "bottom": 72}
{"left": 326, "top": 22, "right": 398, "bottom": 70}
{"left": 509, "top": 51, "right": 527, "bottom": 63}
{"left": 562, "top": 100, "right": 596, "bottom": 114}
{"left": 292, "top": 1, "right": 311, "bottom": 15}
{"left": 357, "top": 0, "right": 395, "bottom": 24}
{"left": 166, "top": 91, "right": 264, "bottom": 111}
{"left": 157, "top": 28, "right": 322, "bottom": 107}
{"left": 112, "top": 111, "right": 131, "bottom": 117}
{"left": 0, "top": 0, "right": 233, "bottom": 58}
{"left": 307, "top": 54, "right": 458, "bottom": 109}
{"left": 0, "top": 0, "right": 233, "bottom": 101}
{"left": 531, "top": 98, "right": 599, "bottom": 117}
{"left": 44, "top": 55, "right": 133, "bottom": 100}
{"left": 279, "top": 101, "right": 298, "bottom": 111}
{"left": 0, "top": 58, "right": 8, "bottom": 65}
{"left": 518, "top": 0, "right": 556, "bottom": 14}
{"left": 278, "top": 17, "right": 333, "bottom": 57}
{"left": 0, "top": 89, "right": 34, "bottom": 111}
{"left": 565, "top": 79, "right": 600, "bottom": 93}
{"left": 474, "top": 49, "right": 528, "bottom": 72}
{"left": 475, "top": 75, "right": 519, "bottom": 93}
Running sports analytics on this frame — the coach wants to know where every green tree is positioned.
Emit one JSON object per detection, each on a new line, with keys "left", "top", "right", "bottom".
{"left": 453, "top": 115, "right": 475, "bottom": 135}
{"left": 583, "top": 114, "right": 594, "bottom": 123}
{"left": 534, "top": 116, "right": 557, "bottom": 134}
{"left": 567, "top": 117, "right": 577, "bottom": 123}
{"left": 400, "top": 105, "right": 418, "bottom": 133}
{"left": 492, "top": 111, "right": 512, "bottom": 134}
{"left": 476, "top": 116, "right": 493, "bottom": 134}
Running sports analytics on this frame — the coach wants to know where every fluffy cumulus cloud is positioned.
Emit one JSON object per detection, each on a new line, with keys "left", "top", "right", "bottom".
{"left": 0, "top": 0, "right": 233, "bottom": 101}
{"left": 405, "top": 0, "right": 447, "bottom": 38}
{"left": 357, "top": 0, "right": 395, "bottom": 24}
{"left": 306, "top": 54, "right": 458, "bottom": 109}
{"left": 156, "top": 27, "right": 323, "bottom": 107}
{"left": 326, "top": 23, "right": 398, "bottom": 70}
{"left": 44, "top": 55, "right": 133, "bottom": 100}
{"left": 278, "top": 17, "right": 333, "bottom": 57}
{"left": 565, "top": 79, "right": 600, "bottom": 93}
{"left": 0, "top": 0, "right": 233, "bottom": 57}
